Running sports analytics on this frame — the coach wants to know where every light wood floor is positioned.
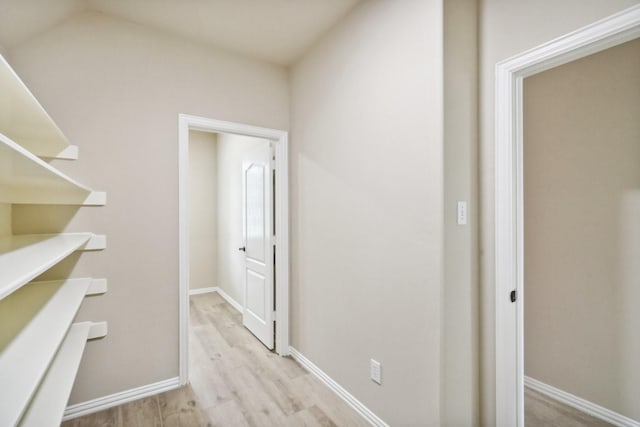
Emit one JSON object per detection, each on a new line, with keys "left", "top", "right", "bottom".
{"left": 63, "top": 293, "right": 369, "bottom": 427}
{"left": 525, "top": 387, "right": 614, "bottom": 427}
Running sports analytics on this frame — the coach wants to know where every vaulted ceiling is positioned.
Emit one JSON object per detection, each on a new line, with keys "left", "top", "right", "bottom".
{"left": 0, "top": 0, "right": 360, "bottom": 65}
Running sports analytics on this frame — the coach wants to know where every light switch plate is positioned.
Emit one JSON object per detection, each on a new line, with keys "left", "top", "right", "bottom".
{"left": 370, "top": 359, "right": 382, "bottom": 385}
{"left": 457, "top": 201, "right": 468, "bottom": 225}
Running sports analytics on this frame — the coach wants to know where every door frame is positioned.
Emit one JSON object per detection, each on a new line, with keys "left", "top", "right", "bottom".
{"left": 178, "top": 114, "right": 290, "bottom": 385}
{"left": 494, "top": 5, "right": 640, "bottom": 426}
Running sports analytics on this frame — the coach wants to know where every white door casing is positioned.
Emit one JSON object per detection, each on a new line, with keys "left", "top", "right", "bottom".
{"left": 241, "top": 146, "right": 274, "bottom": 349}
{"left": 178, "top": 114, "right": 289, "bottom": 386}
{"left": 494, "top": 6, "right": 640, "bottom": 427}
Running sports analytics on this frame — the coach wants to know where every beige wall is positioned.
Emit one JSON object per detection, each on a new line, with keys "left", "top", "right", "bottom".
{"left": 619, "top": 192, "right": 640, "bottom": 420}
{"left": 479, "top": 1, "right": 640, "bottom": 424}
{"left": 9, "top": 11, "right": 288, "bottom": 404}
{"left": 5, "top": 1, "right": 636, "bottom": 422}
{"left": 188, "top": 130, "right": 218, "bottom": 291}
{"left": 443, "top": 0, "right": 479, "bottom": 425}
{"left": 290, "top": 1, "right": 443, "bottom": 425}
{"left": 524, "top": 39, "right": 640, "bottom": 418}
{"left": 0, "top": 204, "right": 10, "bottom": 237}
{"left": 216, "top": 133, "right": 270, "bottom": 305}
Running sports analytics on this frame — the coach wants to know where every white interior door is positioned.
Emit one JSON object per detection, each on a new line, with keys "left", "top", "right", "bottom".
{"left": 241, "top": 146, "right": 274, "bottom": 349}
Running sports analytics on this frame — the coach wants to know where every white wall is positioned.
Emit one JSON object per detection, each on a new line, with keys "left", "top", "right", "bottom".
{"left": 8, "top": 11, "right": 288, "bottom": 404}
{"left": 290, "top": 1, "right": 443, "bottom": 425}
{"left": 216, "top": 133, "right": 270, "bottom": 306}
{"left": 524, "top": 38, "right": 640, "bottom": 418}
{"left": 189, "top": 130, "right": 218, "bottom": 291}
{"left": 478, "top": 1, "right": 640, "bottom": 424}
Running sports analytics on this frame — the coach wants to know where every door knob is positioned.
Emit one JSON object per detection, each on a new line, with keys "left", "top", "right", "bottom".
{"left": 238, "top": 246, "right": 246, "bottom": 252}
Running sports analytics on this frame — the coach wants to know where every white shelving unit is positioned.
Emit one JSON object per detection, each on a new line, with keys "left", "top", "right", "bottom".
{"left": 18, "top": 322, "right": 100, "bottom": 427}
{"left": 0, "top": 233, "right": 106, "bottom": 300}
{"left": 0, "top": 54, "right": 77, "bottom": 160}
{"left": 0, "top": 279, "right": 107, "bottom": 426}
{"left": 0, "top": 133, "right": 105, "bottom": 205}
{"left": 0, "top": 52, "right": 107, "bottom": 426}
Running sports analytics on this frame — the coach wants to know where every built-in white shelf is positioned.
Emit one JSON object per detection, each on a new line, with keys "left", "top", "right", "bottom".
{"left": 0, "top": 233, "right": 106, "bottom": 300}
{"left": 19, "top": 321, "right": 107, "bottom": 427}
{"left": 0, "top": 54, "right": 77, "bottom": 160}
{"left": 0, "top": 47, "right": 107, "bottom": 426}
{"left": 0, "top": 132, "right": 105, "bottom": 205}
{"left": 0, "top": 278, "right": 107, "bottom": 427}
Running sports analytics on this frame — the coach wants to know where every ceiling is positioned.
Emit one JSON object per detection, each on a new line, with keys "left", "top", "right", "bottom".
{"left": 0, "top": 0, "right": 360, "bottom": 65}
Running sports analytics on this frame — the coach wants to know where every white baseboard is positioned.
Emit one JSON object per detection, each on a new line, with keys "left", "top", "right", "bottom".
{"left": 289, "top": 347, "right": 388, "bottom": 427}
{"left": 213, "top": 287, "right": 244, "bottom": 313}
{"left": 189, "top": 286, "right": 217, "bottom": 296}
{"left": 525, "top": 376, "right": 640, "bottom": 427}
{"left": 189, "top": 286, "right": 243, "bottom": 313}
{"left": 62, "top": 377, "right": 180, "bottom": 421}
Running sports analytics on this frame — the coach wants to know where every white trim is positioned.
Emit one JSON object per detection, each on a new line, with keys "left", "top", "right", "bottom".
{"left": 178, "top": 115, "right": 190, "bottom": 385}
{"left": 273, "top": 131, "right": 290, "bottom": 356}
{"left": 188, "top": 286, "right": 217, "bottom": 296}
{"left": 188, "top": 286, "right": 244, "bottom": 312}
{"left": 178, "top": 114, "right": 290, "bottom": 387}
{"left": 494, "top": 5, "right": 640, "bottom": 427}
{"left": 525, "top": 377, "right": 640, "bottom": 427}
{"left": 62, "top": 377, "right": 180, "bottom": 421}
{"left": 216, "top": 287, "right": 244, "bottom": 313}
{"left": 289, "top": 347, "right": 389, "bottom": 427}
{"left": 214, "top": 287, "right": 244, "bottom": 314}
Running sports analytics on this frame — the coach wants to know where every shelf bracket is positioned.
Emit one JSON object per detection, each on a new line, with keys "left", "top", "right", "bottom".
{"left": 84, "top": 234, "right": 107, "bottom": 250}
{"left": 41, "top": 145, "right": 79, "bottom": 161}
{"left": 86, "top": 279, "right": 107, "bottom": 295}
{"left": 87, "top": 322, "right": 108, "bottom": 340}
{"left": 83, "top": 191, "right": 107, "bottom": 206}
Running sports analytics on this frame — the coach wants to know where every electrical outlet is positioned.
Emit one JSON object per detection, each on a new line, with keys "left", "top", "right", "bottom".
{"left": 370, "top": 359, "right": 382, "bottom": 385}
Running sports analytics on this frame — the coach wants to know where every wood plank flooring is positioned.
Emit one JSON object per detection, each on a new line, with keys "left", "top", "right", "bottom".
{"left": 63, "top": 293, "right": 369, "bottom": 427}
{"left": 525, "top": 387, "right": 614, "bottom": 427}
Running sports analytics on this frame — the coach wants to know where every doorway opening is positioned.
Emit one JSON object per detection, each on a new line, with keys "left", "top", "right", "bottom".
{"left": 522, "top": 38, "right": 640, "bottom": 426}
{"left": 178, "top": 115, "right": 290, "bottom": 386}
{"left": 494, "top": 5, "right": 640, "bottom": 427}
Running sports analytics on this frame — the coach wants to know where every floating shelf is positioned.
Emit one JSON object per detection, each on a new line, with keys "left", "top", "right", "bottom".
{"left": 0, "top": 233, "right": 106, "bottom": 300}
{"left": 0, "top": 278, "right": 107, "bottom": 426}
{"left": 0, "top": 54, "right": 77, "bottom": 160}
{"left": 0, "top": 132, "right": 106, "bottom": 205}
{"left": 19, "top": 321, "right": 106, "bottom": 427}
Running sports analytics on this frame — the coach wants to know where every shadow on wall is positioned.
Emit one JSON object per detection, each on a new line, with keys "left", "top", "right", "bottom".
{"left": 618, "top": 190, "right": 640, "bottom": 420}
{"left": 12, "top": 204, "right": 84, "bottom": 281}
{"left": 12, "top": 205, "right": 82, "bottom": 233}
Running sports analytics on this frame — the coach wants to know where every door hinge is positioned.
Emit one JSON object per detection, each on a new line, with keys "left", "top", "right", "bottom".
{"left": 272, "top": 235, "right": 276, "bottom": 246}
{"left": 273, "top": 310, "right": 277, "bottom": 319}
{"left": 510, "top": 290, "right": 517, "bottom": 303}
